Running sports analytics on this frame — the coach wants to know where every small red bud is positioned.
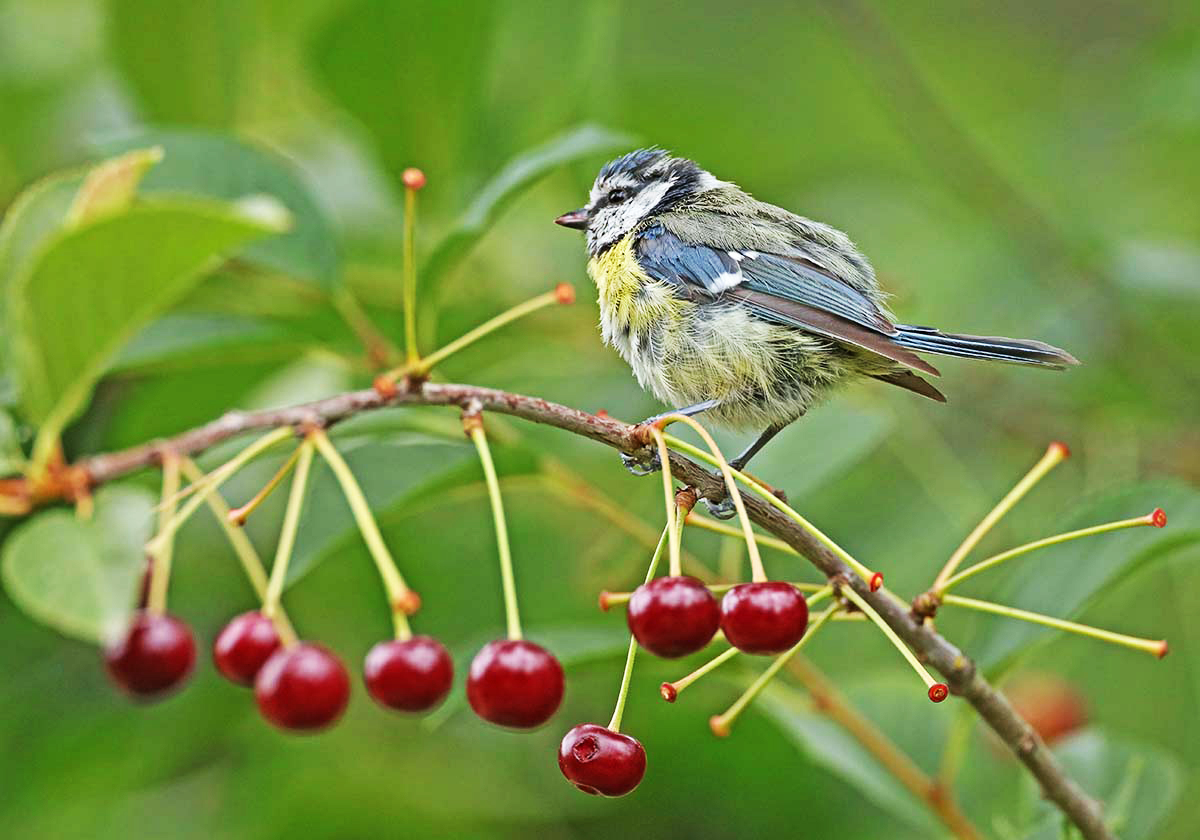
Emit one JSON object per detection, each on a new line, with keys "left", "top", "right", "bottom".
{"left": 554, "top": 283, "right": 576, "bottom": 305}
{"left": 709, "top": 715, "right": 730, "bottom": 737}
{"left": 402, "top": 167, "right": 426, "bottom": 190}
{"left": 1150, "top": 508, "right": 1167, "bottom": 528}
{"left": 373, "top": 375, "right": 399, "bottom": 399}
{"left": 1155, "top": 640, "right": 1169, "bottom": 659}
{"left": 394, "top": 590, "right": 422, "bottom": 615}
{"left": 1048, "top": 441, "right": 1070, "bottom": 459}
{"left": 869, "top": 572, "right": 883, "bottom": 592}
{"left": 660, "top": 682, "right": 677, "bottom": 703}
{"left": 928, "top": 683, "right": 949, "bottom": 703}
{"left": 596, "top": 409, "right": 609, "bottom": 419}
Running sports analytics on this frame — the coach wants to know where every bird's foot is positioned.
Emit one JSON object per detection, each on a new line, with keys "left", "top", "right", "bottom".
{"left": 620, "top": 447, "right": 661, "bottom": 476}
{"left": 701, "top": 481, "right": 789, "bottom": 521}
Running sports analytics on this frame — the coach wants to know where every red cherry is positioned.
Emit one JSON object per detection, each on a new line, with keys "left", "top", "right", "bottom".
{"left": 1006, "top": 673, "right": 1088, "bottom": 745}
{"left": 626, "top": 576, "right": 720, "bottom": 658}
{"left": 104, "top": 610, "right": 196, "bottom": 699}
{"left": 466, "top": 639, "right": 564, "bottom": 729}
{"left": 364, "top": 636, "right": 454, "bottom": 713}
{"left": 719, "top": 582, "right": 809, "bottom": 654}
{"left": 213, "top": 611, "right": 281, "bottom": 686}
{"left": 558, "top": 723, "right": 646, "bottom": 797}
{"left": 254, "top": 643, "right": 350, "bottom": 732}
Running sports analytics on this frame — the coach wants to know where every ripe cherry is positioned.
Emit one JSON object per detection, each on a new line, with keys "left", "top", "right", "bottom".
{"left": 719, "top": 582, "right": 809, "bottom": 654}
{"left": 626, "top": 575, "right": 719, "bottom": 658}
{"left": 558, "top": 723, "right": 646, "bottom": 797}
{"left": 104, "top": 610, "right": 196, "bottom": 699}
{"left": 213, "top": 611, "right": 281, "bottom": 686}
{"left": 467, "top": 639, "right": 564, "bottom": 728}
{"left": 364, "top": 636, "right": 454, "bottom": 713}
{"left": 255, "top": 643, "right": 350, "bottom": 732}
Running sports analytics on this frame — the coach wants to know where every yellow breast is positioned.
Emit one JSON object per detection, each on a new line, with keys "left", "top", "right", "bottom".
{"left": 587, "top": 234, "right": 682, "bottom": 338}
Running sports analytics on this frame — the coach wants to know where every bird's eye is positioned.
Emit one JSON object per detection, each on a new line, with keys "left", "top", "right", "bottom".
{"left": 607, "top": 188, "right": 630, "bottom": 204}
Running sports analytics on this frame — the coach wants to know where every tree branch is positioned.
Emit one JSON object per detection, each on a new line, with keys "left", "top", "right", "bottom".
{"left": 54, "top": 380, "right": 1110, "bottom": 839}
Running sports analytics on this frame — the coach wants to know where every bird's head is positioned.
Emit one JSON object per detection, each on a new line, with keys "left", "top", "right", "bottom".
{"left": 556, "top": 149, "right": 726, "bottom": 255}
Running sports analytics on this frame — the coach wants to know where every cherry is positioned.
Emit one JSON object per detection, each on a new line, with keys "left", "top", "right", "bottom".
{"left": 626, "top": 575, "right": 720, "bottom": 658}
{"left": 466, "top": 639, "right": 564, "bottom": 728}
{"left": 719, "top": 582, "right": 809, "bottom": 654}
{"left": 364, "top": 636, "right": 454, "bottom": 713}
{"left": 254, "top": 643, "right": 350, "bottom": 732}
{"left": 104, "top": 610, "right": 196, "bottom": 699}
{"left": 558, "top": 723, "right": 646, "bottom": 797}
{"left": 1006, "top": 673, "right": 1087, "bottom": 745}
{"left": 213, "top": 611, "right": 281, "bottom": 686}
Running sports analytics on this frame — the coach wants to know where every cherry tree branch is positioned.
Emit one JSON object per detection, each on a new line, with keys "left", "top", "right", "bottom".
{"left": 51, "top": 381, "right": 1111, "bottom": 839}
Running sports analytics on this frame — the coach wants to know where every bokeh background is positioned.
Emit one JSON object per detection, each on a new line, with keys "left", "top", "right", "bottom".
{"left": 2, "top": 1, "right": 1198, "bottom": 837}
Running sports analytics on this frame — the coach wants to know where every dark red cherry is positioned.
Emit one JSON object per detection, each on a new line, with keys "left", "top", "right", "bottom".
{"left": 626, "top": 575, "right": 720, "bottom": 658}
{"left": 104, "top": 610, "right": 196, "bottom": 699}
{"left": 364, "top": 636, "right": 454, "bottom": 713}
{"left": 719, "top": 582, "right": 809, "bottom": 654}
{"left": 254, "top": 643, "right": 350, "bottom": 732}
{"left": 558, "top": 723, "right": 647, "bottom": 797}
{"left": 466, "top": 639, "right": 564, "bottom": 729}
{"left": 213, "top": 611, "right": 281, "bottom": 686}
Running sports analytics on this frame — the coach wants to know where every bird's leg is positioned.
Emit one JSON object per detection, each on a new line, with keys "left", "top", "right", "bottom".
{"left": 620, "top": 399, "right": 721, "bottom": 476}
{"left": 703, "top": 422, "right": 789, "bottom": 519}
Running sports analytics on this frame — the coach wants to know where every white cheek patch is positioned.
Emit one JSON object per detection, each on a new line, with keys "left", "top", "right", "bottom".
{"left": 588, "top": 178, "right": 676, "bottom": 253}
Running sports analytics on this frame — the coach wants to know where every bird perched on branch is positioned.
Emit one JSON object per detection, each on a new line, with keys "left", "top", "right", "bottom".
{"left": 556, "top": 149, "right": 1077, "bottom": 504}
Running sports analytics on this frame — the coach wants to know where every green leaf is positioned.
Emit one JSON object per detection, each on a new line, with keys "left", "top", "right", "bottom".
{"left": 6, "top": 196, "right": 287, "bottom": 458}
{"left": 421, "top": 124, "right": 635, "bottom": 287}
{"left": 1016, "top": 731, "right": 1182, "bottom": 840}
{"left": 967, "top": 480, "right": 1200, "bottom": 673}
{"left": 0, "top": 409, "right": 22, "bottom": 477}
{"left": 65, "top": 146, "right": 163, "bottom": 226}
{"left": 97, "top": 130, "right": 340, "bottom": 290}
{"left": 758, "top": 681, "right": 943, "bottom": 835}
{"left": 1, "top": 485, "right": 156, "bottom": 644}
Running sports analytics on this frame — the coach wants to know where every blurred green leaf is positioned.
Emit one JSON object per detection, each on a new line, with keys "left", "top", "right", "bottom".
{"left": 758, "top": 681, "right": 943, "bottom": 835}
{"left": 421, "top": 124, "right": 634, "bottom": 287}
{"left": 65, "top": 146, "right": 163, "bottom": 226}
{"left": 1, "top": 485, "right": 155, "bottom": 644}
{"left": 98, "top": 130, "right": 340, "bottom": 290}
{"left": 0, "top": 409, "right": 22, "bottom": 476}
{"left": 6, "top": 193, "right": 287, "bottom": 452}
{"left": 967, "top": 480, "right": 1200, "bottom": 673}
{"left": 108, "top": 0, "right": 245, "bottom": 126}
{"left": 1018, "top": 731, "right": 1182, "bottom": 840}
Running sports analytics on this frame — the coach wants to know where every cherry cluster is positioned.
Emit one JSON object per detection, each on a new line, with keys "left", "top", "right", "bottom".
{"left": 105, "top": 607, "right": 567, "bottom": 732}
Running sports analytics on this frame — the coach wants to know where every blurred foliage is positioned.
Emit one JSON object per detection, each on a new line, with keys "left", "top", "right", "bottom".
{"left": 1, "top": 0, "right": 1199, "bottom": 838}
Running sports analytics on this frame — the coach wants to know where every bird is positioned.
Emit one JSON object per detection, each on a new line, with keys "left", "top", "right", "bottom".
{"left": 555, "top": 148, "right": 1077, "bottom": 495}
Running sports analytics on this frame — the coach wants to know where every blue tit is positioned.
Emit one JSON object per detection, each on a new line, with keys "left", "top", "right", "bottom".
{"left": 555, "top": 148, "right": 1078, "bottom": 475}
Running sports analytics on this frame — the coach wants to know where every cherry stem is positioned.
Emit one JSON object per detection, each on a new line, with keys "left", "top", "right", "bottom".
{"left": 402, "top": 180, "right": 419, "bottom": 365}
{"left": 146, "top": 427, "right": 293, "bottom": 555}
{"left": 664, "top": 646, "right": 740, "bottom": 702}
{"left": 146, "top": 452, "right": 181, "bottom": 615}
{"left": 658, "top": 415, "right": 764, "bottom": 582}
{"left": 311, "top": 428, "right": 414, "bottom": 641}
{"left": 839, "top": 582, "right": 947, "bottom": 698}
{"left": 710, "top": 605, "right": 839, "bottom": 736}
{"left": 686, "top": 512, "right": 799, "bottom": 556}
{"left": 932, "top": 442, "right": 1068, "bottom": 591}
{"left": 179, "top": 458, "right": 296, "bottom": 645}
{"left": 940, "top": 594, "right": 1168, "bottom": 657}
{"left": 465, "top": 413, "right": 522, "bottom": 641}
{"left": 389, "top": 286, "right": 574, "bottom": 381}
{"left": 261, "top": 439, "right": 315, "bottom": 640}
{"left": 937, "top": 510, "right": 1165, "bottom": 594}
{"left": 662, "top": 433, "right": 879, "bottom": 585}
{"left": 644, "top": 521, "right": 671, "bottom": 584}
{"left": 604, "top": 580, "right": 827, "bottom": 608}
{"left": 608, "top": 635, "right": 639, "bottom": 732}
{"left": 646, "top": 426, "right": 682, "bottom": 577}
{"left": 227, "top": 445, "right": 302, "bottom": 525}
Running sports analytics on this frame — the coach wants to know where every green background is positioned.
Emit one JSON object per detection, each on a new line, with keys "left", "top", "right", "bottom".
{"left": 1, "top": 1, "right": 1198, "bottom": 837}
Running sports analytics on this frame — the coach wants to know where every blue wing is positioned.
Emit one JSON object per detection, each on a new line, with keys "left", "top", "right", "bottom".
{"left": 634, "top": 225, "right": 940, "bottom": 376}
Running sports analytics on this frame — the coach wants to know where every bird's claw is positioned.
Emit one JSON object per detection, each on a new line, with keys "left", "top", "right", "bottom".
{"left": 620, "top": 448, "right": 661, "bottom": 476}
{"left": 702, "top": 494, "right": 738, "bottom": 520}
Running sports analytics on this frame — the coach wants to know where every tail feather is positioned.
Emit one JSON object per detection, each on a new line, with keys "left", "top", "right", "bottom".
{"left": 893, "top": 325, "right": 1079, "bottom": 370}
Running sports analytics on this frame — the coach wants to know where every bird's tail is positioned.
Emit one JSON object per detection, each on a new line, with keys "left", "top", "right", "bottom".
{"left": 893, "top": 324, "right": 1079, "bottom": 370}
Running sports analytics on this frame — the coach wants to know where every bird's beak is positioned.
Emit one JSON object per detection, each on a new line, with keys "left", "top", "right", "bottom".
{"left": 554, "top": 208, "right": 588, "bottom": 230}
